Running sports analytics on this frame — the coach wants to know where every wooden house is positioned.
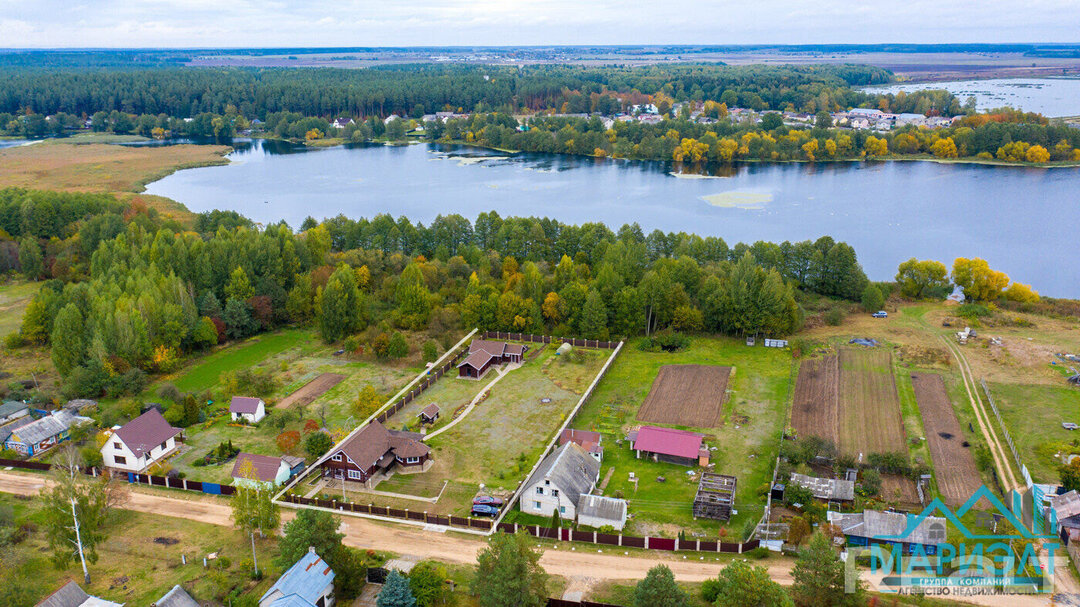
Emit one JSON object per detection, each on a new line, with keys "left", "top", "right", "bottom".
{"left": 320, "top": 420, "right": 430, "bottom": 484}
{"left": 457, "top": 340, "right": 528, "bottom": 379}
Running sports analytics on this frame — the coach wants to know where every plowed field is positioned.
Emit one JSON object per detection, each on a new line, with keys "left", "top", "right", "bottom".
{"left": 911, "top": 373, "right": 982, "bottom": 506}
{"left": 636, "top": 364, "right": 731, "bottom": 427}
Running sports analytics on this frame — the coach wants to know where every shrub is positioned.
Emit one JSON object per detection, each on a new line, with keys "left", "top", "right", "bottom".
{"left": 860, "top": 468, "right": 882, "bottom": 496}
{"left": 158, "top": 383, "right": 182, "bottom": 403}
{"left": 3, "top": 332, "right": 26, "bottom": 349}
{"left": 637, "top": 331, "right": 690, "bottom": 352}
{"left": 824, "top": 307, "right": 844, "bottom": 326}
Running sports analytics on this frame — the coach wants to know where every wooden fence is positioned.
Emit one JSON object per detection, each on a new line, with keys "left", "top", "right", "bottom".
{"left": 374, "top": 347, "right": 471, "bottom": 425}
{"left": 0, "top": 458, "right": 235, "bottom": 496}
{"left": 547, "top": 599, "right": 621, "bottom": 607}
{"left": 482, "top": 331, "right": 620, "bottom": 350}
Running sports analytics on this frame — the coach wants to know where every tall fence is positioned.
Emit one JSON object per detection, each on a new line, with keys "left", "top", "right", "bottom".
{"left": 547, "top": 599, "right": 620, "bottom": 607}
{"left": 0, "top": 458, "right": 235, "bottom": 496}
{"left": 482, "top": 331, "right": 621, "bottom": 350}
{"left": 980, "top": 379, "right": 1024, "bottom": 472}
{"left": 374, "top": 346, "right": 471, "bottom": 425}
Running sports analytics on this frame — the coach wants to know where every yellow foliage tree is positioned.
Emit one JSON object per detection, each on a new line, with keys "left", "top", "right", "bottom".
{"left": 542, "top": 292, "right": 561, "bottom": 323}
{"left": 152, "top": 344, "right": 178, "bottom": 372}
{"left": 716, "top": 138, "right": 738, "bottom": 162}
{"left": 864, "top": 136, "right": 888, "bottom": 157}
{"left": 1003, "top": 282, "right": 1040, "bottom": 303}
{"left": 952, "top": 258, "right": 1010, "bottom": 301}
{"left": 930, "top": 137, "right": 959, "bottom": 159}
{"left": 305, "top": 128, "right": 323, "bottom": 141}
{"left": 801, "top": 139, "right": 819, "bottom": 162}
{"left": 1025, "top": 145, "right": 1050, "bottom": 163}
{"left": 824, "top": 139, "right": 837, "bottom": 157}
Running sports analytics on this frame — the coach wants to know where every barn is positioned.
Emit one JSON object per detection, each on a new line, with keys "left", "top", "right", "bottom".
{"left": 457, "top": 340, "right": 528, "bottom": 379}
{"left": 627, "top": 425, "right": 708, "bottom": 467}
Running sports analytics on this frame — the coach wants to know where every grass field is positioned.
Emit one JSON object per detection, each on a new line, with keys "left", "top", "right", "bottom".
{"left": 0, "top": 280, "right": 38, "bottom": 338}
{"left": 570, "top": 336, "right": 791, "bottom": 538}
{"left": 0, "top": 492, "right": 279, "bottom": 605}
{"left": 987, "top": 381, "right": 1080, "bottom": 483}
{"left": 0, "top": 142, "right": 230, "bottom": 193}
{"left": 837, "top": 348, "right": 907, "bottom": 458}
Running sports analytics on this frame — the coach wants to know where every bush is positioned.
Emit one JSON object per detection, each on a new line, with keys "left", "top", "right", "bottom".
{"left": 860, "top": 468, "right": 882, "bottom": 496}
{"left": 422, "top": 340, "right": 439, "bottom": 363}
{"left": 213, "top": 556, "right": 231, "bottom": 570}
{"left": 746, "top": 546, "right": 770, "bottom": 559}
{"left": 158, "top": 383, "right": 182, "bottom": 403}
{"left": 824, "top": 307, "right": 844, "bottom": 326}
{"left": 637, "top": 331, "right": 690, "bottom": 352}
{"left": 3, "top": 332, "right": 26, "bottom": 349}
{"left": 105, "top": 368, "right": 148, "bottom": 398}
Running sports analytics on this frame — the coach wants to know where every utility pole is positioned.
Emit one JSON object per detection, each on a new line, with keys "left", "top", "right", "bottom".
{"left": 70, "top": 497, "right": 89, "bottom": 584}
{"left": 250, "top": 530, "right": 259, "bottom": 577}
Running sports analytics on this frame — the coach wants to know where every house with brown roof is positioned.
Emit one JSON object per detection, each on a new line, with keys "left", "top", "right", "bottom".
{"left": 100, "top": 409, "right": 181, "bottom": 473}
{"left": 558, "top": 428, "right": 603, "bottom": 463}
{"left": 418, "top": 403, "right": 440, "bottom": 425}
{"left": 457, "top": 340, "right": 528, "bottom": 379}
{"left": 230, "top": 396, "right": 266, "bottom": 424}
{"left": 319, "top": 420, "right": 431, "bottom": 485}
{"left": 231, "top": 452, "right": 293, "bottom": 487}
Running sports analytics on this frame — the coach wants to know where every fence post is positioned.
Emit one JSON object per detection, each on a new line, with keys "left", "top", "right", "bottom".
{"left": 618, "top": 534, "right": 622, "bottom": 546}
{"left": 738, "top": 543, "right": 743, "bottom": 554}
{"left": 182, "top": 478, "right": 187, "bottom": 491}
{"left": 696, "top": 539, "right": 700, "bottom": 551}
{"left": 674, "top": 537, "right": 679, "bottom": 551}
{"left": 644, "top": 537, "right": 649, "bottom": 550}
{"left": 404, "top": 508, "right": 408, "bottom": 520}
{"left": 593, "top": 531, "right": 597, "bottom": 544}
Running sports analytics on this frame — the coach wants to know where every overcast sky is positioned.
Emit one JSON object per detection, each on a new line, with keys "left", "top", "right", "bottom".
{"left": 2, "top": 0, "right": 1078, "bottom": 48}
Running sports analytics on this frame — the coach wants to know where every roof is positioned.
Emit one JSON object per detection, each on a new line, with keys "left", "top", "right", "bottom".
{"left": 231, "top": 453, "right": 284, "bottom": 482}
{"left": 114, "top": 409, "right": 181, "bottom": 459}
{"left": 523, "top": 443, "right": 600, "bottom": 508}
{"left": 334, "top": 421, "right": 429, "bottom": 471}
{"left": 10, "top": 410, "right": 83, "bottom": 445}
{"left": 154, "top": 585, "right": 199, "bottom": 607}
{"left": 260, "top": 548, "right": 335, "bottom": 606}
{"left": 0, "top": 401, "right": 28, "bottom": 418}
{"left": 230, "top": 396, "right": 263, "bottom": 414}
{"left": 35, "top": 581, "right": 123, "bottom": 607}
{"left": 559, "top": 429, "right": 602, "bottom": 454}
{"left": 458, "top": 340, "right": 527, "bottom": 370}
{"left": 632, "top": 426, "right": 703, "bottom": 460}
{"left": 64, "top": 399, "right": 97, "bottom": 412}
{"left": 577, "top": 494, "right": 627, "bottom": 523}
{"left": 0, "top": 416, "right": 33, "bottom": 444}
{"left": 281, "top": 455, "right": 305, "bottom": 469}
{"left": 1051, "top": 491, "right": 1080, "bottom": 521}
{"left": 420, "top": 404, "right": 440, "bottom": 419}
{"left": 790, "top": 473, "right": 855, "bottom": 501}
{"left": 828, "top": 510, "right": 947, "bottom": 545}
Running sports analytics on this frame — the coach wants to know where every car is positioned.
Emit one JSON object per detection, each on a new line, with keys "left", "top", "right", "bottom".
{"left": 872, "top": 311, "right": 888, "bottom": 318}
{"left": 472, "top": 496, "right": 505, "bottom": 507}
{"left": 1063, "top": 422, "right": 1079, "bottom": 431}
{"left": 471, "top": 504, "right": 500, "bottom": 517}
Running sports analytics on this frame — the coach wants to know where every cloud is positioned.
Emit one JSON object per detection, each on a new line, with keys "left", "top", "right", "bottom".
{"left": 1, "top": 0, "right": 1078, "bottom": 47}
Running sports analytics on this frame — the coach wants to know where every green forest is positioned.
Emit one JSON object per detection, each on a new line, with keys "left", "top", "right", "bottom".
{"left": 4, "top": 188, "right": 870, "bottom": 400}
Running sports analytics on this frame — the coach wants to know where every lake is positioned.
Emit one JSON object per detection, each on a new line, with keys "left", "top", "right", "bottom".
{"left": 143, "top": 140, "right": 1080, "bottom": 297}
{"left": 864, "top": 77, "right": 1080, "bottom": 117}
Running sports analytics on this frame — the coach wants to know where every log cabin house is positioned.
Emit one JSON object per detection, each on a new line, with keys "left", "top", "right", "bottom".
{"left": 320, "top": 420, "right": 430, "bottom": 484}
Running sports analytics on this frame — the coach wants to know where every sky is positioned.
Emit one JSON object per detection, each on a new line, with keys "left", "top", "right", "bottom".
{"left": 1, "top": 0, "right": 1079, "bottom": 48}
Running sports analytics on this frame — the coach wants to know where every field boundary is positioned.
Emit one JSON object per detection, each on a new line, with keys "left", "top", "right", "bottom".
{"left": 980, "top": 379, "right": 1024, "bottom": 473}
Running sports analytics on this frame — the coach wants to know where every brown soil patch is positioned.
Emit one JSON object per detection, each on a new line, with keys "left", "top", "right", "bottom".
{"left": 636, "top": 364, "right": 731, "bottom": 427}
{"left": 790, "top": 355, "right": 839, "bottom": 444}
{"left": 0, "top": 142, "right": 230, "bottom": 193}
{"left": 880, "top": 474, "right": 922, "bottom": 505}
{"left": 911, "top": 373, "right": 981, "bottom": 506}
{"left": 838, "top": 349, "right": 907, "bottom": 458}
{"left": 276, "top": 373, "right": 346, "bottom": 409}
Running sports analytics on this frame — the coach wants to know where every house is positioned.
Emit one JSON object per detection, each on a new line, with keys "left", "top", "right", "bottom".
{"left": 320, "top": 420, "right": 430, "bottom": 484}
{"left": 627, "top": 426, "right": 708, "bottom": 467}
{"left": 1047, "top": 490, "right": 1080, "bottom": 545}
{"left": 35, "top": 580, "right": 123, "bottom": 607}
{"left": 0, "top": 401, "right": 29, "bottom": 424}
{"left": 577, "top": 494, "right": 627, "bottom": 531}
{"left": 153, "top": 585, "right": 199, "bottom": 607}
{"left": 259, "top": 547, "right": 335, "bottom": 607}
{"left": 558, "top": 428, "right": 603, "bottom": 462}
{"left": 101, "top": 408, "right": 181, "bottom": 472}
{"left": 789, "top": 473, "right": 855, "bottom": 502}
{"left": 828, "top": 509, "right": 946, "bottom": 555}
{"left": 418, "top": 403, "right": 440, "bottom": 425}
{"left": 520, "top": 442, "right": 600, "bottom": 519}
{"left": 457, "top": 340, "right": 528, "bottom": 378}
{"left": 231, "top": 452, "right": 293, "bottom": 487}
{"left": 4, "top": 410, "right": 89, "bottom": 456}
{"left": 64, "top": 399, "right": 97, "bottom": 414}
{"left": 230, "top": 397, "right": 266, "bottom": 424}
{"left": 331, "top": 117, "right": 354, "bottom": 129}
{"left": 0, "top": 416, "right": 33, "bottom": 449}
{"left": 693, "top": 473, "right": 737, "bottom": 521}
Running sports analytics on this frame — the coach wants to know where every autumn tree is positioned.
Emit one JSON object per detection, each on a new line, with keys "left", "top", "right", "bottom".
{"left": 952, "top": 257, "right": 1009, "bottom": 302}
{"left": 930, "top": 137, "right": 958, "bottom": 159}
{"left": 1003, "top": 282, "right": 1039, "bottom": 303}
{"left": 276, "top": 430, "right": 301, "bottom": 453}
{"left": 231, "top": 459, "right": 280, "bottom": 577}
{"left": 895, "top": 258, "right": 951, "bottom": 299}
{"left": 354, "top": 384, "right": 383, "bottom": 418}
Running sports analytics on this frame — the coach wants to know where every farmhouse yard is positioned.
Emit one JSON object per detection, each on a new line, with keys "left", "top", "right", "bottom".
{"left": 636, "top": 364, "right": 732, "bottom": 427}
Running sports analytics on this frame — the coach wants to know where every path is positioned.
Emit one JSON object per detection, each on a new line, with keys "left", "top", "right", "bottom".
{"left": 423, "top": 362, "right": 519, "bottom": 441}
{"left": 0, "top": 470, "right": 1049, "bottom": 606}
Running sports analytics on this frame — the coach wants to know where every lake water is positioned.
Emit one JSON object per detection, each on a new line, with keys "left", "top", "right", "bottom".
{"left": 863, "top": 77, "right": 1080, "bottom": 117}
{"left": 143, "top": 140, "right": 1080, "bottom": 297}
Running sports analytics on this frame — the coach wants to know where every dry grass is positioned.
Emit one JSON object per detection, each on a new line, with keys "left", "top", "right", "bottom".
{"left": 0, "top": 142, "right": 229, "bottom": 193}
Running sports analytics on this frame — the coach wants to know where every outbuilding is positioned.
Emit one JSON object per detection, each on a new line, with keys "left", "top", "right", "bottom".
{"left": 628, "top": 425, "right": 707, "bottom": 467}
{"left": 230, "top": 397, "right": 266, "bottom": 424}
{"left": 576, "top": 494, "right": 628, "bottom": 531}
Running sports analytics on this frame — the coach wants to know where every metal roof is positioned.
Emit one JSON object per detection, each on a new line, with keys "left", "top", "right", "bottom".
{"left": 523, "top": 443, "right": 600, "bottom": 509}
{"left": 10, "top": 411, "right": 84, "bottom": 446}
{"left": 790, "top": 473, "right": 855, "bottom": 501}
{"left": 828, "top": 510, "right": 947, "bottom": 545}
{"left": 0, "top": 401, "right": 28, "bottom": 418}
{"left": 153, "top": 585, "right": 198, "bottom": 607}
{"left": 577, "top": 494, "right": 627, "bottom": 523}
{"left": 259, "top": 548, "right": 334, "bottom": 606}
{"left": 229, "top": 397, "right": 263, "bottom": 414}
{"left": 632, "top": 426, "right": 703, "bottom": 460}
{"left": 114, "top": 409, "right": 180, "bottom": 459}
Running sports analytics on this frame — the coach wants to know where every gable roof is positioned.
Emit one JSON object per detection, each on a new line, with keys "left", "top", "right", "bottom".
{"left": 231, "top": 453, "right": 284, "bottom": 482}
{"left": 632, "top": 426, "right": 703, "bottom": 460}
{"left": 420, "top": 403, "right": 440, "bottom": 419}
{"left": 577, "top": 494, "right": 627, "bottom": 523}
{"left": 10, "top": 410, "right": 84, "bottom": 445}
{"left": 1051, "top": 490, "right": 1080, "bottom": 521}
{"left": 260, "top": 548, "right": 334, "bottom": 606}
{"left": 334, "top": 421, "right": 429, "bottom": 471}
{"left": 828, "top": 509, "right": 947, "bottom": 545}
{"left": 229, "top": 396, "right": 263, "bottom": 414}
{"left": 0, "top": 401, "right": 28, "bottom": 418}
{"left": 559, "top": 429, "right": 602, "bottom": 454}
{"left": 790, "top": 473, "right": 855, "bottom": 501}
{"left": 36, "top": 581, "right": 123, "bottom": 607}
{"left": 458, "top": 349, "right": 496, "bottom": 370}
{"left": 524, "top": 442, "right": 599, "bottom": 507}
{"left": 114, "top": 409, "right": 180, "bottom": 459}
{"left": 0, "top": 416, "right": 33, "bottom": 444}
{"left": 154, "top": 585, "right": 199, "bottom": 607}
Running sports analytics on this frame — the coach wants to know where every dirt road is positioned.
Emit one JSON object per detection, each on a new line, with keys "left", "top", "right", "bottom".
{"left": 0, "top": 472, "right": 1054, "bottom": 606}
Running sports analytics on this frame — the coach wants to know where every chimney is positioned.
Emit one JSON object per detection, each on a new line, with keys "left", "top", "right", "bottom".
{"left": 308, "top": 546, "right": 316, "bottom": 554}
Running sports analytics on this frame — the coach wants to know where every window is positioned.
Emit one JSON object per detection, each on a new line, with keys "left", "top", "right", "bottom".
{"left": 333, "top": 454, "right": 342, "bottom": 462}
{"left": 535, "top": 487, "right": 544, "bottom": 495}
{"left": 545, "top": 480, "right": 550, "bottom": 485}
{"left": 113, "top": 442, "right": 121, "bottom": 450}
{"left": 160, "top": 441, "right": 167, "bottom": 451}
{"left": 534, "top": 501, "right": 542, "bottom": 510}
{"left": 559, "top": 506, "right": 566, "bottom": 514}
{"left": 406, "top": 457, "right": 419, "bottom": 464}
{"left": 114, "top": 456, "right": 126, "bottom": 465}
{"left": 552, "top": 489, "right": 559, "bottom": 497}
{"left": 348, "top": 470, "right": 361, "bottom": 480}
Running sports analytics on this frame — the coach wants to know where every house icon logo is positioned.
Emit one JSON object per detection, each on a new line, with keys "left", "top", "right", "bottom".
{"left": 877, "top": 485, "right": 1055, "bottom": 542}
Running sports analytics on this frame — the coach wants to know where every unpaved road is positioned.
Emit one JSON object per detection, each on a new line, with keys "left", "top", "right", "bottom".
{"left": 0, "top": 471, "right": 1054, "bottom": 605}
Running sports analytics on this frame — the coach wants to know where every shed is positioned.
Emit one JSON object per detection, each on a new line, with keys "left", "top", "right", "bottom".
{"left": 230, "top": 397, "right": 266, "bottom": 424}
{"left": 576, "top": 494, "right": 628, "bottom": 531}
{"left": 0, "top": 401, "right": 29, "bottom": 424}
{"left": 693, "top": 472, "right": 737, "bottom": 521}
{"left": 153, "top": 585, "right": 199, "bottom": 607}
{"left": 790, "top": 473, "right": 855, "bottom": 502}
{"left": 419, "top": 403, "right": 440, "bottom": 424}
{"left": 629, "top": 425, "right": 705, "bottom": 467}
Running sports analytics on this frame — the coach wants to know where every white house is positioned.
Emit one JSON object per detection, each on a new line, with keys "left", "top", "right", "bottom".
{"left": 519, "top": 442, "right": 599, "bottom": 519}
{"left": 231, "top": 452, "right": 293, "bottom": 487}
{"left": 259, "top": 547, "right": 335, "bottom": 607}
{"left": 577, "top": 494, "right": 628, "bottom": 531}
{"left": 101, "top": 409, "right": 181, "bottom": 473}
{"left": 230, "top": 397, "right": 266, "bottom": 424}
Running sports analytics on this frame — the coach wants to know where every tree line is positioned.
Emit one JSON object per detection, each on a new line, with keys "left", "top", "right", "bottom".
{"left": 7, "top": 189, "right": 871, "bottom": 399}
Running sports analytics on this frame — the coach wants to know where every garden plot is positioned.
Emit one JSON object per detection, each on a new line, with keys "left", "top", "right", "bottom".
{"left": 911, "top": 373, "right": 981, "bottom": 506}
{"left": 275, "top": 373, "right": 345, "bottom": 409}
{"left": 790, "top": 355, "right": 839, "bottom": 443}
{"left": 636, "top": 364, "right": 732, "bottom": 427}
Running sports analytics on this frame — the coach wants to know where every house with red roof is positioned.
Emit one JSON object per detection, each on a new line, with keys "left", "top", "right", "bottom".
{"left": 319, "top": 420, "right": 431, "bottom": 485}
{"left": 558, "top": 428, "right": 603, "bottom": 463}
{"left": 100, "top": 408, "right": 181, "bottom": 472}
{"left": 627, "top": 425, "right": 709, "bottom": 467}
{"left": 457, "top": 340, "right": 528, "bottom": 379}
{"left": 230, "top": 396, "right": 266, "bottom": 424}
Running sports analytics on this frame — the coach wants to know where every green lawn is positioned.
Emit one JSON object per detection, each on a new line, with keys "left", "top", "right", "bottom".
{"left": 0, "top": 279, "right": 38, "bottom": 337}
{"left": 987, "top": 381, "right": 1080, "bottom": 484}
{"left": 168, "top": 329, "right": 316, "bottom": 395}
{"left": 0, "top": 492, "right": 279, "bottom": 605}
{"left": 570, "top": 336, "right": 792, "bottom": 539}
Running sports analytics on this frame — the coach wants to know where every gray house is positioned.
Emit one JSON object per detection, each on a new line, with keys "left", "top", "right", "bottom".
{"left": 576, "top": 494, "right": 628, "bottom": 531}
{"left": 520, "top": 442, "right": 600, "bottom": 519}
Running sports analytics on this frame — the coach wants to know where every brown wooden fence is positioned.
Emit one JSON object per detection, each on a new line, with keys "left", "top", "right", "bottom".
{"left": 0, "top": 458, "right": 236, "bottom": 496}
{"left": 374, "top": 346, "right": 471, "bottom": 425}
{"left": 482, "top": 332, "right": 620, "bottom": 350}
{"left": 547, "top": 599, "right": 621, "bottom": 607}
